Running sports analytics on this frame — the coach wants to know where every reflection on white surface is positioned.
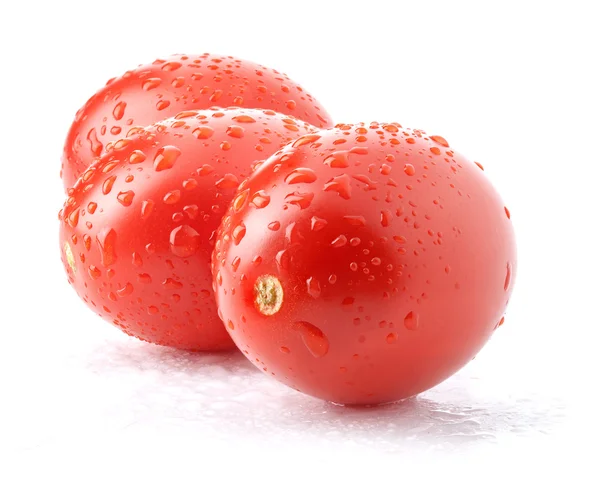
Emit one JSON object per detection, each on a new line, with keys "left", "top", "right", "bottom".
{"left": 28, "top": 338, "right": 561, "bottom": 453}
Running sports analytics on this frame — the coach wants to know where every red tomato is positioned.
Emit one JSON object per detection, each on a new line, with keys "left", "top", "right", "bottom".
{"left": 61, "top": 53, "right": 333, "bottom": 189}
{"left": 212, "top": 123, "right": 516, "bottom": 404}
{"left": 59, "top": 108, "right": 317, "bottom": 351}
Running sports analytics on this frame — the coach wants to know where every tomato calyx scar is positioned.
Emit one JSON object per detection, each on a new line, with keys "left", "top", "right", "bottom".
{"left": 254, "top": 274, "right": 283, "bottom": 316}
{"left": 64, "top": 242, "right": 76, "bottom": 273}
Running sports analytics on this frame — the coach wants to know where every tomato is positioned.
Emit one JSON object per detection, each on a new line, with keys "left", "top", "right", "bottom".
{"left": 212, "top": 123, "right": 517, "bottom": 404}
{"left": 61, "top": 53, "right": 333, "bottom": 189}
{"left": 59, "top": 108, "right": 317, "bottom": 351}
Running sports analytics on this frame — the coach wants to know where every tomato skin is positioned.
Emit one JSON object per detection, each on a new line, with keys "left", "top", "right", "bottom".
{"left": 62, "top": 53, "right": 333, "bottom": 189}
{"left": 59, "top": 108, "right": 317, "bottom": 351}
{"left": 213, "top": 123, "right": 516, "bottom": 404}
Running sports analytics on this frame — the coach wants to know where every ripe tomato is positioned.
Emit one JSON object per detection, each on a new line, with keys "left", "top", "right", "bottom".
{"left": 213, "top": 123, "right": 516, "bottom": 404}
{"left": 62, "top": 53, "right": 333, "bottom": 189}
{"left": 59, "top": 108, "right": 317, "bottom": 351}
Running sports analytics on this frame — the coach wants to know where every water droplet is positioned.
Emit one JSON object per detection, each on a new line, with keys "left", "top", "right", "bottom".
{"left": 280, "top": 346, "right": 291, "bottom": 354}
{"left": 163, "top": 190, "right": 181, "bottom": 204}
{"left": 386, "top": 332, "right": 398, "bottom": 344}
{"left": 138, "top": 273, "right": 152, "bottom": 284}
{"left": 96, "top": 227, "right": 117, "bottom": 267}
{"left": 154, "top": 145, "right": 181, "bottom": 171}
{"left": 67, "top": 208, "right": 80, "bottom": 228}
{"left": 117, "top": 282, "right": 134, "bottom": 297}
{"left": 292, "top": 134, "right": 320, "bottom": 147}
{"left": 251, "top": 190, "right": 270, "bottom": 208}
{"left": 141, "top": 200, "right": 154, "bottom": 219}
{"left": 404, "top": 164, "right": 415, "bottom": 176}
{"left": 226, "top": 125, "right": 244, "bottom": 138}
{"left": 276, "top": 249, "right": 290, "bottom": 270}
{"left": 504, "top": 262, "right": 512, "bottom": 291}
{"left": 163, "top": 277, "right": 183, "bottom": 289}
{"left": 113, "top": 101, "right": 126, "bottom": 120}
{"left": 233, "top": 189, "right": 249, "bottom": 212}
{"left": 343, "top": 215, "right": 366, "bottom": 227}
{"left": 102, "top": 176, "right": 116, "bottom": 195}
{"left": 183, "top": 204, "right": 198, "bottom": 219}
{"left": 215, "top": 173, "right": 240, "bottom": 189}
{"left": 232, "top": 115, "right": 256, "bottom": 123}
{"left": 393, "top": 235, "right": 406, "bottom": 244}
{"left": 323, "top": 174, "right": 351, "bottom": 199}
{"left": 129, "top": 150, "right": 147, "bottom": 164}
{"left": 87, "top": 128, "right": 103, "bottom": 157}
{"left": 162, "top": 61, "right": 182, "bottom": 71}
{"left": 306, "top": 277, "right": 321, "bottom": 298}
{"left": 371, "top": 257, "right": 381, "bottom": 266}
{"left": 156, "top": 100, "right": 170, "bottom": 110}
{"left": 232, "top": 223, "right": 246, "bottom": 245}
{"left": 285, "top": 191, "right": 314, "bottom": 209}
{"left": 268, "top": 221, "right": 281, "bottom": 231}
{"left": 475, "top": 161, "right": 485, "bottom": 171}
{"left": 132, "top": 252, "right": 143, "bottom": 267}
{"left": 197, "top": 164, "right": 215, "bottom": 176}
{"left": 285, "top": 168, "right": 317, "bottom": 184}
{"left": 331, "top": 235, "right": 348, "bottom": 248}
{"left": 324, "top": 151, "right": 349, "bottom": 168}
{"left": 296, "top": 321, "right": 329, "bottom": 358}
{"left": 430, "top": 135, "right": 449, "bottom": 147}
{"left": 504, "top": 206, "right": 511, "bottom": 219}
{"left": 430, "top": 147, "right": 441, "bottom": 156}
{"left": 404, "top": 311, "right": 418, "bottom": 330}
{"left": 193, "top": 126, "right": 214, "bottom": 139}
{"left": 170, "top": 225, "right": 201, "bottom": 258}
{"left": 117, "top": 190, "right": 135, "bottom": 207}
{"left": 311, "top": 216, "right": 327, "bottom": 231}
{"left": 380, "top": 210, "right": 392, "bottom": 227}
{"left": 88, "top": 265, "right": 101, "bottom": 279}
{"left": 142, "top": 77, "right": 161, "bottom": 91}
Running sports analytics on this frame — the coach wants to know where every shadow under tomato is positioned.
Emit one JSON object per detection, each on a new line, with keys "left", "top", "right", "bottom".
{"left": 83, "top": 338, "right": 565, "bottom": 450}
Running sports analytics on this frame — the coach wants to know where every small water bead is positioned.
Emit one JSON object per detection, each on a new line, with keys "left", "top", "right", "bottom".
{"left": 306, "top": 277, "right": 321, "bottom": 298}
{"left": 296, "top": 321, "right": 329, "bottom": 358}
{"left": 193, "top": 126, "right": 214, "bottom": 139}
{"left": 232, "top": 223, "right": 246, "bottom": 245}
{"left": 404, "top": 163, "right": 415, "bottom": 176}
{"left": 141, "top": 200, "right": 154, "bottom": 219}
{"left": 250, "top": 191, "right": 270, "bottom": 208}
{"left": 323, "top": 174, "right": 351, "bottom": 200}
{"left": 331, "top": 235, "right": 348, "bottom": 248}
{"left": 117, "top": 190, "right": 135, "bottom": 207}
{"left": 285, "top": 168, "right": 317, "bottom": 184}
{"left": 113, "top": 101, "right": 126, "bottom": 120}
{"left": 343, "top": 215, "right": 366, "bottom": 227}
{"left": 232, "top": 115, "right": 257, "bottom": 123}
{"left": 226, "top": 125, "right": 245, "bottom": 138}
{"left": 404, "top": 311, "right": 419, "bottom": 330}
{"left": 96, "top": 227, "right": 117, "bottom": 267}
{"left": 163, "top": 190, "right": 181, "bottom": 204}
{"left": 215, "top": 174, "right": 240, "bottom": 189}
{"left": 504, "top": 206, "right": 511, "bottom": 219}
{"left": 430, "top": 135, "right": 449, "bottom": 147}
{"left": 310, "top": 216, "right": 327, "bottom": 232}
{"left": 268, "top": 221, "right": 281, "bottom": 231}
{"left": 102, "top": 176, "right": 117, "bottom": 195}
{"left": 504, "top": 262, "right": 512, "bottom": 291}
{"left": 142, "top": 78, "right": 161, "bottom": 91}
{"left": 324, "top": 151, "right": 349, "bottom": 168}
{"left": 169, "top": 225, "right": 201, "bottom": 257}
{"left": 285, "top": 191, "right": 314, "bottom": 209}
{"left": 153, "top": 145, "right": 181, "bottom": 171}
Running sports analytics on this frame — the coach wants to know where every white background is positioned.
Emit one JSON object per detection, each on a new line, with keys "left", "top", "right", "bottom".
{"left": 1, "top": 0, "right": 598, "bottom": 495}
